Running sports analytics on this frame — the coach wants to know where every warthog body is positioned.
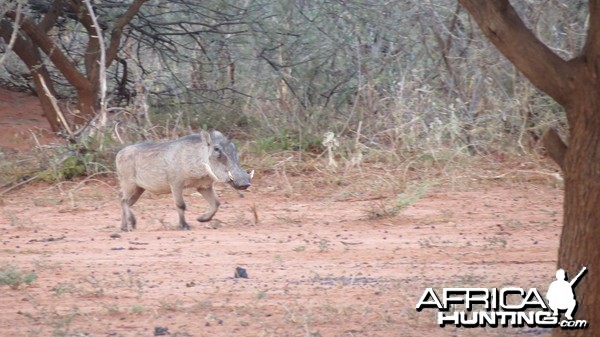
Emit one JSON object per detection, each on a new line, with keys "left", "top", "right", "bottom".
{"left": 116, "top": 130, "right": 253, "bottom": 231}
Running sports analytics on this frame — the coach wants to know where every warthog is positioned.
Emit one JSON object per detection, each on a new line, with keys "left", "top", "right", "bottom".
{"left": 116, "top": 130, "right": 253, "bottom": 231}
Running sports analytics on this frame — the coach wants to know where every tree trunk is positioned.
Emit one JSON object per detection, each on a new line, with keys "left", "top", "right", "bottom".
{"left": 0, "top": 20, "right": 61, "bottom": 132}
{"left": 457, "top": 1, "right": 600, "bottom": 335}
{"left": 76, "top": 89, "right": 98, "bottom": 124}
{"left": 558, "top": 75, "right": 600, "bottom": 335}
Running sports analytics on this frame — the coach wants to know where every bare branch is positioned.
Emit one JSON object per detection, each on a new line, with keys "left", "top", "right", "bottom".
{"left": 38, "top": 74, "right": 74, "bottom": 137}
{"left": 38, "top": 0, "right": 64, "bottom": 32}
{"left": 105, "top": 0, "right": 148, "bottom": 67}
{"left": 0, "top": 2, "right": 21, "bottom": 67}
{"left": 6, "top": 10, "right": 92, "bottom": 91}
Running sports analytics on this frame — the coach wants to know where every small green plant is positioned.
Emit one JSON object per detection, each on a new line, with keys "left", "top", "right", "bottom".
{"left": 131, "top": 304, "right": 147, "bottom": 314}
{"left": 159, "top": 298, "right": 184, "bottom": 312}
{"left": 38, "top": 153, "right": 87, "bottom": 183}
{"left": 51, "top": 282, "right": 77, "bottom": 296}
{"left": 396, "top": 181, "right": 434, "bottom": 209}
{"left": 256, "top": 289, "right": 267, "bottom": 300}
{"left": 0, "top": 264, "right": 38, "bottom": 289}
{"left": 484, "top": 236, "right": 508, "bottom": 249}
{"left": 318, "top": 239, "right": 330, "bottom": 252}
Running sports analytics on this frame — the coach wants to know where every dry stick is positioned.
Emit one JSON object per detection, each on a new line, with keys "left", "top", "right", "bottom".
{"left": 0, "top": 3, "right": 22, "bottom": 66}
{"left": 352, "top": 120, "right": 363, "bottom": 169}
{"left": 37, "top": 75, "right": 73, "bottom": 137}
{"left": 0, "top": 175, "right": 39, "bottom": 196}
{"left": 476, "top": 170, "right": 563, "bottom": 182}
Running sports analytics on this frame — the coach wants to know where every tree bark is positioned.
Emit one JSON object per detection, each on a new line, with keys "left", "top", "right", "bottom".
{"left": 542, "top": 128, "right": 567, "bottom": 171}
{"left": 557, "top": 57, "right": 600, "bottom": 337}
{"left": 459, "top": 1, "right": 600, "bottom": 335}
{"left": 0, "top": 20, "right": 61, "bottom": 132}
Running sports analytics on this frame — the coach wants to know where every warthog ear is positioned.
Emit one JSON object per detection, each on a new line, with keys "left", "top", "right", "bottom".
{"left": 200, "top": 130, "right": 212, "bottom": 147}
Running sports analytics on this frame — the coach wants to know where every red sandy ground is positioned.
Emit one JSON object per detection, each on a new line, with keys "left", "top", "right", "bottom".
{"left": 0, "top": 89, "right": 564, "bottom": 336}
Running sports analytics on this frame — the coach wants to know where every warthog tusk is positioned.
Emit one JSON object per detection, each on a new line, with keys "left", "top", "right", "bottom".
{"left": 249, "top": 170, "right": 254, "bottom": 179}
{"left": 228, "top": 170, "right": 234, "bottom": 181}
{"left": 204, "top": 164, "right": 220, "bottom": 182}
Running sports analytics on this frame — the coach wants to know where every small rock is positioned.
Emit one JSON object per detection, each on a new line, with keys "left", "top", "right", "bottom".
{"left": 154, "top": 326, "right": 169, "bottom": 336}
{"left": 110, "top": 233, "right": 121, "bottom": 239}
{"left": 235, "top": 267, "right": 248, "bottom": 279}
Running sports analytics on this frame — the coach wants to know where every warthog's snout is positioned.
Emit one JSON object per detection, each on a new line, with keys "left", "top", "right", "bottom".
{"left": 228, "top": 169, "right": 254, "bottom": 190}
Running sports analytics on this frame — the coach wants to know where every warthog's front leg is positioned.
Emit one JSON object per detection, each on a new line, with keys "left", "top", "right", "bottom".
{"left": 170, "top": 183, "right": 191, "bottom": 230}
{"left": 196, "top": 185, "right": 220, "bottom": 222}
{"left": 120, "top": 186, "right": 145, "bottom": 231}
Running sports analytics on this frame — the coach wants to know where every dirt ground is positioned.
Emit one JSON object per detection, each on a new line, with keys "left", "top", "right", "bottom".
{"left": 0, "top": 89, "right": 564, "bottom": 336}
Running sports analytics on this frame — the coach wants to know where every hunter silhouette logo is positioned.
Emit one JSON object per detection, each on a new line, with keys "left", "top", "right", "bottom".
{"left": 546, "top": 267, "right": 587, "bottom": 321}
{"left": 416, "top": 267, "right": 588, "bottom": 329}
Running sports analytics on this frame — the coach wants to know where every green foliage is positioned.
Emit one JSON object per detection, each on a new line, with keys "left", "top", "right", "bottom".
{"left": 252, "top": 129, "right": 324, "bottom": 154}
{"left": 396, "top": 181, "right": 434, "bottom": 210}
{"left": 39, "top": 154, "right": 86, "bottom": 183}
{"left": 365, "top": 181, "right": 435, "bottom": 220}
{"left": 0, "top": 264, "right": 38, "bottom": 290}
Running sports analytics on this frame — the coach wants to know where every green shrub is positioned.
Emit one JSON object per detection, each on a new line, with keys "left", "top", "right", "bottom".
{"left": 253, "top": 129, "right": 324, "bottom": 154}
{"left": 0, "top": 264, "right": 38, "bottom": 289}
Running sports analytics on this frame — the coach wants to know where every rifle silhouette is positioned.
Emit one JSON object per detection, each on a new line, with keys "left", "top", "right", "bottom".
{"left": 569, "top": 267, "right": 587, "bottom": 287}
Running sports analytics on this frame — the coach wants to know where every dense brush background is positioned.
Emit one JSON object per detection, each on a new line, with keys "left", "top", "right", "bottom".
{"left": 0, "top": 0, "right": 583, "bottom": 185}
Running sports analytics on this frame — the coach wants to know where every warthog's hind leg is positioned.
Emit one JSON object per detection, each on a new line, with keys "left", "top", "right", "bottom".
{"left": 171, "top": 183, "right": 191, "bottom": 230}
{"left": 120, "top": 186, "right": 145, "bottom": 231}
{"left": 196, "top": 185, "right": 221, "bottom": 222}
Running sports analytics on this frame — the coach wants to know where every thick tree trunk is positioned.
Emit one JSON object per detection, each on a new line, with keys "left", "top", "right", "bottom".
{"left": 458, "top": 1, "right": 600, "bottom": 335}
{"left": 558, "top": 80, "right": 600, "bottom": 336}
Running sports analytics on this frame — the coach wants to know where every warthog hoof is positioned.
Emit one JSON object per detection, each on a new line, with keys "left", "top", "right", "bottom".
{"left": 197, "top": 214, "right": 214, "bottom": 222}
{"left": 180, "top": 222, "right": 191, "bottom": 230}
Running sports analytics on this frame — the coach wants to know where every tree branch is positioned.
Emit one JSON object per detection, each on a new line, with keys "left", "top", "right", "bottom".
{"left": 0, "top": 3, "right": 21, "bottom": 67}
{"left": 542, "top": 128, "right": 567, "bottom": 171}
{"left": 6, "top": 10, "right": 92, "bottom": 91}
{"left": 38, "top": 0, "right": 64, "bottom": 32}
{"left": 105, "top": 0, "right": 148, "bottom": 67}
{"left": 458, "top": 0, "right": 574, "bottom": 107}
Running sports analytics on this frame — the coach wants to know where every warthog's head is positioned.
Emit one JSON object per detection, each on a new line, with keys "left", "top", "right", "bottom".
{"left": 203, "top": 130, "right": 253, "bottom": 190}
